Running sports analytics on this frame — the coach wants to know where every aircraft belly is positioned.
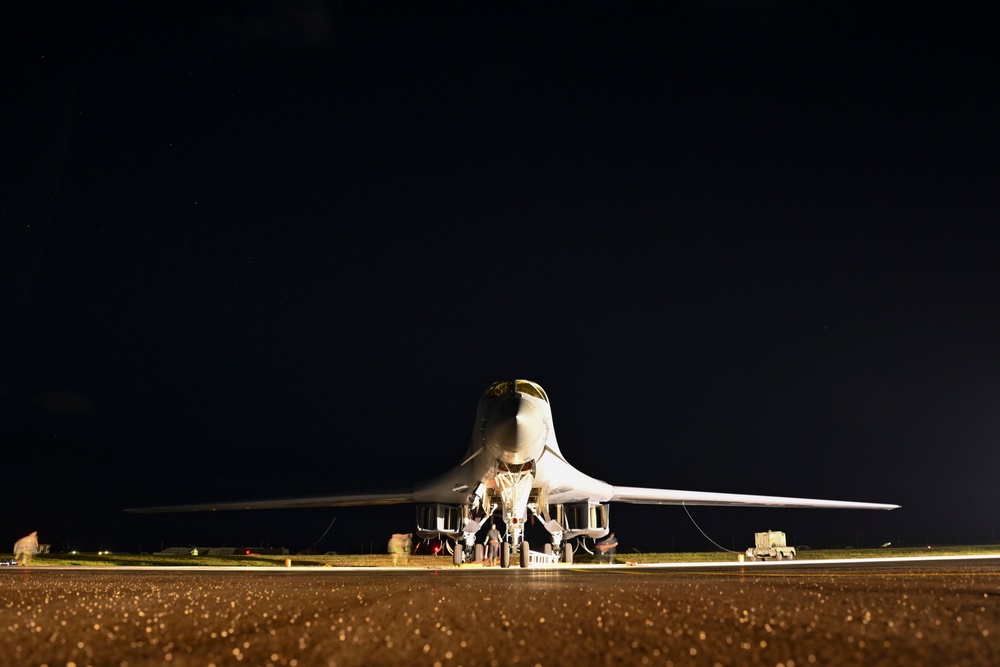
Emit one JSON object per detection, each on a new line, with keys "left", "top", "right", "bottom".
{"left": 412, "top": 460, "right": 489, "bottom": 503}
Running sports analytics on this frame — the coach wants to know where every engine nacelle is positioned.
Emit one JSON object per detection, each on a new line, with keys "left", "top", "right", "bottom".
{"left": 559, "top": 501, "right": 610, "bottom": 540}
{"left": 415, "top": 503, "right": 467, "bottom": 539}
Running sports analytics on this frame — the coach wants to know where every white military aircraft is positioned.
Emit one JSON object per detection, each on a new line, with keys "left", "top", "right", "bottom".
{"left": 130, "top": 379, "right": 899, "bottom": 567}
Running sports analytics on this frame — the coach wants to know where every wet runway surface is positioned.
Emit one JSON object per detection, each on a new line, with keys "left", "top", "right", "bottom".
{"left": 3, "top": 558, "right": 999, "bottom": 666}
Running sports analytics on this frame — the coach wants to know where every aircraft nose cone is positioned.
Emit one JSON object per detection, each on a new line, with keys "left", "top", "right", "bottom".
{"left": 483, "top": 393, "right": 545, "bottom": 461}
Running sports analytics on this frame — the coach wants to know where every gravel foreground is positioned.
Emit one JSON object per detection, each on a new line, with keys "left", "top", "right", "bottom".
{"left": 2, "top": 564, "right": 998, "bottom": 666}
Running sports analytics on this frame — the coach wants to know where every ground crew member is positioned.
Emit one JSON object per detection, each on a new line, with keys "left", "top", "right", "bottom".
{"left": 388, "top": 533, "right": 412, "bottom": 566}
{"left": 486, "top": 523, "right": 501, "bottom": 566}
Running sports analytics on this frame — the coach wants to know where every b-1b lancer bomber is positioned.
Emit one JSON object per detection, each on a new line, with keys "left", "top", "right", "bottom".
{"left": 130, "top": 380, "right": 899, "bottom": 567}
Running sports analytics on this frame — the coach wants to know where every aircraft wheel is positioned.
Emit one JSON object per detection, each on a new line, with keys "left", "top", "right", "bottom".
{"left": 474, "top": 544, "right": 484, "bottom": 563}
{"left": 501, "top": 543, "right": 511, "bottom": 568}
{"left": 543, "top": 543, "right": 552, "bottom": 556}
{"left": 563, "top": 542, "right": 573, "bottom": 564}
{"left": 520, "top": 541, "right": 530, "bottom": 568}
{"left": 453, "top": 541, "right": 463, "bottom": 566}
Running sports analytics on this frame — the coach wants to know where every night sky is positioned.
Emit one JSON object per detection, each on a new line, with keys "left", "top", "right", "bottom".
{"left": 5, "top": 2, "right": 998, "bottom": 555}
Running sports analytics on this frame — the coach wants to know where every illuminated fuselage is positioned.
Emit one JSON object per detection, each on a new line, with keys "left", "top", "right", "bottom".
{"left": 480, "top": 389, "right": 549, "bottom": 465}
{"left": 413, "top": 380, "right": 613, "bottom": 509}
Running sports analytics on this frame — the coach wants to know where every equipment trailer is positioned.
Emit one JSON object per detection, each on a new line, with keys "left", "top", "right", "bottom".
{"left": 745, "top": 530, "right": 796, "bottom": 561}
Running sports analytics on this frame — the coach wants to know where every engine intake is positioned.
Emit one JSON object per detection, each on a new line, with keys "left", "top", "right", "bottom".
{"left": 560, "top": 501, "right": 610, "bottom": 539}
{"left": 415, "top": 503, "right": 466, "bottom": 539}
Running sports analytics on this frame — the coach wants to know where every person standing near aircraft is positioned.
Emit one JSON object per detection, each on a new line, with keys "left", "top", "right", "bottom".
{"left": 13, "top": 531, "right": 39, "bottom": 565}
{"left": 594, "top": 533, "right": 618, "bottom": 564}
{"left": 388, "top": 533, "right": 412, "bottom": 566}
{"left": 486, "top": 523, "right": 501, "bottom": 566}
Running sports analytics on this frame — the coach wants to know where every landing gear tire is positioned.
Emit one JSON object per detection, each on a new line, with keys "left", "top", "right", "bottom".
{"left": 453, "top": 541, "right": 463, "bottom": 566}
{"left": 520, "top": 541, "right": 530, "bottom": 568}
{"left": 563, "top": 542, "right": 573, "bottom": 564}
{"left": 474, "top": 544, "right": 484, "bottom": 563}
{"left": 543, "top": 543, "right": 552, "bottom": 556}
{"left": 501, "top": 543, "right": 511, "bottom": 569}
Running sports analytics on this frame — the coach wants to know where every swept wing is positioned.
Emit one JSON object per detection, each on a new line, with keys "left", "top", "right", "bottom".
{"left": 609, "top": 486, "right": 899, "bottom": 510}
{"left": 127, "top": 490, "right": 415, "bottom": 513}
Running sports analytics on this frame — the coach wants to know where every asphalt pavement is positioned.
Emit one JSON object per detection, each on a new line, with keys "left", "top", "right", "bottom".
{"left": 2, "top": 557, "right": 998, "bottom": 666}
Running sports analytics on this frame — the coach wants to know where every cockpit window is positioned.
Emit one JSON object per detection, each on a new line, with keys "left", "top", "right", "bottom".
{"left": 515, "top": 380, "right": 548, "bottom": 402}
{"left": 480, "top": 380, "right": 548, "bottom": 403}
{"left": 480, "top": 381, "right": 513, "bottom": 402}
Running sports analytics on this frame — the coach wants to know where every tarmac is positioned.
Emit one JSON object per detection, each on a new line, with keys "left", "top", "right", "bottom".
{"left": 2, "top": 556, "right": 999, "bottom": 666}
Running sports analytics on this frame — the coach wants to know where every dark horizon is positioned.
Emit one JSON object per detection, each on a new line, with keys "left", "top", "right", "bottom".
{"left": 5, "top": 2, "right": 998, "bottom": 555}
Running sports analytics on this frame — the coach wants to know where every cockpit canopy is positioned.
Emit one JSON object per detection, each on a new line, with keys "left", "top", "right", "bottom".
{"left": 480, "top": 379, "right": 549, "bottom": 403}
